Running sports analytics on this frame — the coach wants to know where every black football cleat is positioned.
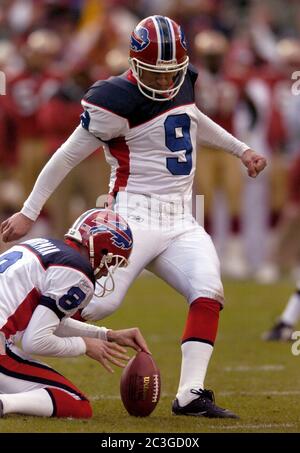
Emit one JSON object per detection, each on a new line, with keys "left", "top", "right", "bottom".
{"left": 0, "top": 400, "right": 3, "bottom": 418}
{"left": 262, "top": 321, "right": 293, "bottom": 341}
{"left": 172, "top": 389, "right": 239, "bottom": 419}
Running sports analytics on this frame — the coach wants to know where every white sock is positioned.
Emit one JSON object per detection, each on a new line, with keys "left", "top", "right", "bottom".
{"left": 176, "top": 341, "right": 213, "bottom": 406}
{"left": 281, "top": 292, "right": 300, "bottom": 326}
{"left": 0, "top": 388, "right": 53, "bottom": 416}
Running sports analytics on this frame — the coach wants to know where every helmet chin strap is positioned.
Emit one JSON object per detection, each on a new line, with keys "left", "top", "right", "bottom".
{"left": 88, "top": 231, "right": 129, "bottom": 297}
{"left": 94, "top": 255, "right": 128, "bottom": 298}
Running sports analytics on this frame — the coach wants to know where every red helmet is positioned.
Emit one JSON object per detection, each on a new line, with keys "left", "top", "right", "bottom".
{"left": 65, "top": 209, "right": 133, "bottom": 294}
{"left": 129, "top": 15, "right": 189, "bottom": 101}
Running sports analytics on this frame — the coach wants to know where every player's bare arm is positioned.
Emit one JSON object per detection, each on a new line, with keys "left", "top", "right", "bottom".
{"left": 241, "top": 148, "right": 267, "bottom": 178}
{"left": 0, "top": 212, "right": 34, "bottom": 243}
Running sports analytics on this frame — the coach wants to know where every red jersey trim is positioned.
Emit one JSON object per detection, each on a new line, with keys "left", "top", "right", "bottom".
{"left": 107, "top": 137, "right": 130, "bottom": 195}
{"left": 0, "top": 288, "right": 40, "bottom": 339}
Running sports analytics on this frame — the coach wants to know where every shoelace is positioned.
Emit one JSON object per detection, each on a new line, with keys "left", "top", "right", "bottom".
{"left": 190, "top": 389, "right": 215, "bottom": 403}
{"left": 189, "top": 389, "right": 236, "bottom": 417}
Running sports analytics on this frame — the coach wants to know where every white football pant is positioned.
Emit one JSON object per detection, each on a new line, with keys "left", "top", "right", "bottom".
{"left": 82, "top": 193, "right": 224, "bottom": 321}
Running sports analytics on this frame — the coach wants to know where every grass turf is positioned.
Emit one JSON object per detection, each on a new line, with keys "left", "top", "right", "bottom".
{"left": 1, "top": 276, "right": 300, "bottom": 433}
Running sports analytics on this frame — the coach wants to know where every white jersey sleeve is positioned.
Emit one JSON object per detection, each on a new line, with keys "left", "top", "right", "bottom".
{"left": 22, "top": 305, "right": 87, "bottom": 357}
{"left": 196, "top": 107, "right": 249, "bottom": 157}
{"left": 81, "top": 99, "right": 128, "bottom": 141}
{"left": 21, "top": 125, "right": 101, "bottom": 221}
{"left": 55, "top": 317, "right": 109, "bottom": 341}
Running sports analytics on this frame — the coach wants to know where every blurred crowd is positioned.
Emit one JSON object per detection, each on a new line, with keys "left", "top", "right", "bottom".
{"left": 0, "top": 0, "right": 300, "bottom": 282}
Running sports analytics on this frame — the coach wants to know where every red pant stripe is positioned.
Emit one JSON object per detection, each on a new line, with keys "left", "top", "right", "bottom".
{"left": 0, "top": 353, "right": 87, "bottom": 400}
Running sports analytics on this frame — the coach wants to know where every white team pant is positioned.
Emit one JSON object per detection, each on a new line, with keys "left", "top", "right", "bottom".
{"left": 82, "top": 194, "right": 224, "bottom": 321}
{"left": 0, "top": 340, "right": 92, "bottom": 418}
{"left": 0, "top": 342, "right": 85, "bottom": 399}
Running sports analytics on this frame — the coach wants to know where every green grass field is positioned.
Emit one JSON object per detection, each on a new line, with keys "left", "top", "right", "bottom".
{"left": 1, "top": 276, "right": 300, "bottom": 433}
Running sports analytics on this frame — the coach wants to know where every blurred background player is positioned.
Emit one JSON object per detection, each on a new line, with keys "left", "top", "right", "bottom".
{"left": 193, "top": 30, "right": 246, "bottom": 278}
{"left": 1, "top": 14, "right": 266, "bottom": 420}
{"left": 262, "top": 286, "right": 300, "bottom": 341}
{"left": 256, "top": 37, "right": 300, "bottom": 283}
{"left": 0, "top": 29, "right": 63, "bottom": 247}
{"left": 230, "top": 21, "right": 273, "bottom": 279}
{"left": 0, "top": 208, "right": 150, "bottom": 418}
{"left": 8, "top": 29, "right": 63, "bottom": 197}
{"left": 262, "top": 152, "right": 300, "bottom": 341}
{"left": 248, "top": 31, "right": 300, "bottom": 340}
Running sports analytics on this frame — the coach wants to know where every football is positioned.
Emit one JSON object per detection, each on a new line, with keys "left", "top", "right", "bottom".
{"left": 120, "top": 351, "right": 161, "bottom": 417}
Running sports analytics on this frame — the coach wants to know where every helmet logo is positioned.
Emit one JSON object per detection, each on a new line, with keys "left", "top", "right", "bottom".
{"left": 90, "top": 225, "right": 132, "bottom": 250}
{"left": 180, "top": 27, "right": 187, "bottom": 51}
{"left": 130, "top": 27, "right": 150, "bottom": 52}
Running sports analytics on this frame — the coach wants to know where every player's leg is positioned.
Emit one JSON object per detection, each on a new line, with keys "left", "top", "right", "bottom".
{"left": 81, "top": 221, "right": 166, "bottom": 321}
{"left": 262, "top": 284, "right": 300, "bottom": 341}
{"left": 148, "top": 222, "right": 238, "bottom": 418}
{"left": 148, "top": 223, "right": 223, "bottom": 396}
{"left": 0, "top": 344, "right": 92, "bottom": 418}
{"left": 18, "top": 138, "right": 47, "bottom": 198}
{"left": 243, "top": 168, "right": 270, "bottom": 275}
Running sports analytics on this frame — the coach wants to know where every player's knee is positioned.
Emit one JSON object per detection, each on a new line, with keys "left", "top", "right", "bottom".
{"left": 73, "top": 399, "right": 93, "bottom": 419}
{"left": 47, "top": 388, "right": 93, "bottom": 419}
{"left": 211, "top": 279, "right": 224, "bottom": 299}
{"left": 62, "top": 399, "right": 93, "bottom": 419}
{"left": 82, "top": 297, "right": 123, "bottom": 321}
{"left": 189, "top": 275, "right": 224, "bottom": 305}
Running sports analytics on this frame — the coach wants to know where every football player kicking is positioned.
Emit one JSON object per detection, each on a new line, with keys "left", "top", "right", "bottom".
{"left": 0, "top": 208, "right": 150, "bottom": 418}
{"left": 1, "top": 16, "right": 267, "bottom": 418}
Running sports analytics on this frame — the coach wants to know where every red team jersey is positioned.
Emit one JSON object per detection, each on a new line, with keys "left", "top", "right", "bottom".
{"left": 8, "top": 70, "right": 62, "bottom": 139}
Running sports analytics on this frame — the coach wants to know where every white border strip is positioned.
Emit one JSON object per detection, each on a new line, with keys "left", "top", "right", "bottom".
{"left": 166, "top": 17, "right": 176, "bottom": 61}
{"left": 151, "top": 16, "right": 162, "bottom": 62}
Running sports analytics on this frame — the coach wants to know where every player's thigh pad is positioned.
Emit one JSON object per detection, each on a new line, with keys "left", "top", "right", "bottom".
{"left": 149, "top": 224, "right": 224, "bottom": 305}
